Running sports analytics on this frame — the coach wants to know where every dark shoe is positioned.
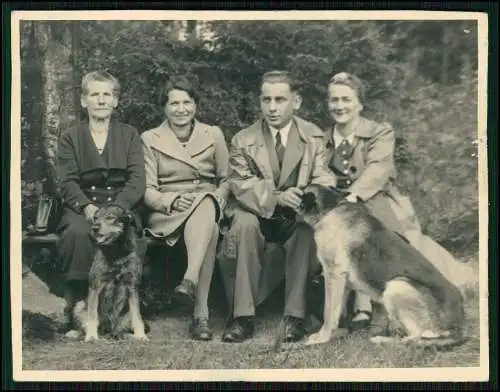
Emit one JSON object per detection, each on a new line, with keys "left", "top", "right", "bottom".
{"left": 349, "top": 310, "right": 372, "bottom": 331}
{"left": 283, "top": 316, "right": 305, "bottom": 342}
{"left": 173, "top": 279, "right": 196, "bottom": 306}
{"left": 221, "top": 317, "right": 254, "bottom": 343}
{"left": 190, "top": 317, "right": 213, "bottom": 341}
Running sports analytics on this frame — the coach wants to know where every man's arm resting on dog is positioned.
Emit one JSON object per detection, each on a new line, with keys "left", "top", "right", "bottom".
{"left": 114, "top": 127, "right": 147, "bottom": 211}
{"left": 56, "top": 130, "right": 93, "bottom": 214}
{"left": 227, "top": 134, "right": 280, "bottom": 219}
{"left": 346, "top": 123, "right": 397, "bottom": 202}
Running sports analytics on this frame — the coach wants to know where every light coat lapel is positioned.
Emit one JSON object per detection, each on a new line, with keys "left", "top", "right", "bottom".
{"left": 245, "top": 120, "right": 276, "bottom": 181}
{"left": 278, "top": 120, "right": 305, "bottom": 187}
{"left": 184, "top": 121, "right": 215, "bottom": 158}
{"left": 149, "top": 120, "right": 198, "bottom": 170}
{"left": 351, "top": 117, "right": 376, "bottom": 150}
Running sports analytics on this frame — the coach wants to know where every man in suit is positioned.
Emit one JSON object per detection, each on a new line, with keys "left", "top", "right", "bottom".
{"left": 219, "top": 70, "right": 337, "bottom": 343}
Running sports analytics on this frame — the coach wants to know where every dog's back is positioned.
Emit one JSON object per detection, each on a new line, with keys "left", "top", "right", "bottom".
{"left": 329, "top": 203, "right": 465, "bottom": 337}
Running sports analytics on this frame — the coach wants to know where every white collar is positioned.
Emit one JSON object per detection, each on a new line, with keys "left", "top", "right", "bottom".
{"left": 269, "top": 120, "right": 293, "bottom": 147}
{"left": 333, "top": 127, "right": 355, "bottom": 147}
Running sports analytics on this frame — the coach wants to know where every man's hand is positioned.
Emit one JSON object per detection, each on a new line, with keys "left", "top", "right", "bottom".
{"left": 277, "top": 187, "right": 304, "bottom": 212}
{"left": 83, "top": 204, "right": 99, "bottom": 222}
{"left": 172, "top": 193, "right": 196, "bottom": 213}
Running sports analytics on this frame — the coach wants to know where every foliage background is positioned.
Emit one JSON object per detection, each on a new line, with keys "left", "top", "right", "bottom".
{"left": 20, "top": 19, "right": 480, "bottom": 255}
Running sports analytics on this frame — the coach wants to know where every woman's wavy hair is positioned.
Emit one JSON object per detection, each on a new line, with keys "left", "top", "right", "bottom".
{"left": 159, "top": 74, "right": 200, "bottom": 108}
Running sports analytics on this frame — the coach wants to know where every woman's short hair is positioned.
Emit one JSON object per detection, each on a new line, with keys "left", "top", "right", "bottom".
{"left": 81, "top": 71, "right": 121, "bottom": 97}
{"left": 159, "top": 75, "right": 199, "bottom": 107}
{"left": 260, "top": 70, "right": 301, "bottom": 94}
{"left": 328, "top": 72, "right": 366, "bottom": 103}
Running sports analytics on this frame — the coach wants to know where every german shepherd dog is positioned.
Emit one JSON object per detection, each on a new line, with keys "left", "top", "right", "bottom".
{"left": 72, "top": 205, "right": 149, "bottom": 342}
{"left": 298, "top": 184, "right": 466, "bottom": 348}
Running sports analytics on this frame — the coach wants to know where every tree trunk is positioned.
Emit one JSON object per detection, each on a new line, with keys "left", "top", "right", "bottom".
{"left": 34, "top": 21, "right": 78, "bottom": 195}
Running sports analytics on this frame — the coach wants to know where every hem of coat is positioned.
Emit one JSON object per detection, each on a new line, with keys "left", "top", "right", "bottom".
{"left": 143, "top": 192, "right": 222, "bottom": 247}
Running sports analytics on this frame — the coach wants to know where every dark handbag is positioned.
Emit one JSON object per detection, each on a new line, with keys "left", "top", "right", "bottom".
{"left": 259, "top": 206, "right": 297, "bottom": 244}
{"left": 33, "top": 194, "right": 62, "bottom": 234}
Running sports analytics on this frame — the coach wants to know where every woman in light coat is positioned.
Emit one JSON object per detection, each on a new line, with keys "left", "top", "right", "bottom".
{"left": 320, "top": 71, "right": 472, "bottom": 333}
{"left": 141, "top": 75, "right": 230, "bottom": 341}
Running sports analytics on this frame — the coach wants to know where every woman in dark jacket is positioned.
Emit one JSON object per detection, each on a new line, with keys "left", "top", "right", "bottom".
{"left": 55, "top": 70, "right": 146, "bottom": 332}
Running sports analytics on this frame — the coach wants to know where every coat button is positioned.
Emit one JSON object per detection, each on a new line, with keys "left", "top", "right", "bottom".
{"left": 343, "top": 169, "right": 349, "bottom": 174}
{"left": 346, "top": 180, "right": 351, "bottom": 185}
{"left": 343, "top": 160, "right": 348, "bottom": 164}
{"left": 107, "top": 197, "right": 112, "bottom": 201}
{"left": 106, "top": 186, "right": 112, "bottom": 190}
{"left": 92, "top": 197, "right": 97, "bottom": 201}
{"left": 91, "top": 186, "right": 96, "bottom": 190}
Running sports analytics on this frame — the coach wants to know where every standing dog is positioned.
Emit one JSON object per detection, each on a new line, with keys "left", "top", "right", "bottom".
{"left": 72, "top": 205, "right": 149, "bottom": 341}
{"left": 298, "top": 184, "right": 466, "bottom": 348}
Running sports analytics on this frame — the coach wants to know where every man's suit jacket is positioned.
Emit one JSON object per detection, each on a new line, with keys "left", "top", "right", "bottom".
{"left": 227, "top": 116, "right": 337, "bottom": 219}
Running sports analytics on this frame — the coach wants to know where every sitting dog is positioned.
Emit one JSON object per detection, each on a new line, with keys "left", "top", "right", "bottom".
{"left": 298, "top": 184, "right": 466, "bottom": 348}
{"left": 72, "top": 205, "right": 149, "bottom": 342}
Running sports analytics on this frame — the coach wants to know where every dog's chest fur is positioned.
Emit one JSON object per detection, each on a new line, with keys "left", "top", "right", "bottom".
{"left": 313, "top": 209, "right": 384, "bottom": 302}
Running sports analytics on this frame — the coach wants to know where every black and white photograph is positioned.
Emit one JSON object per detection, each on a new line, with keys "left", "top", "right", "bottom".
{"left": 9, "top": 9, "right": 489, "bottom": 382}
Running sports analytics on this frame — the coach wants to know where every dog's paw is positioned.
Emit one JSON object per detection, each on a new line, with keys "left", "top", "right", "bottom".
{"left": 305, "top": 332, "right": 328, "bottom": 346}
{"left": 132, "top": 332, "right": 149, "bottom": 341}
{"left": 84, "top": 333, "right": 99, "bottom": 342}
{"left": 420, "top": 330, "right": 441, "bottom": 339}
{"left": 305, "top": 328, "right": 348, "bottom": 346}
{"left": 369, "top": 335, "right": 396, "bottom": 344}
{"left": 64, "top": 330, "right": 82, "bottom": 340}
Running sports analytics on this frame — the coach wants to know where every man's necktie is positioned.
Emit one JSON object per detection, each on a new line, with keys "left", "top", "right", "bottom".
{"left": 275, "top": 130, "right": 285, "bottom": 168}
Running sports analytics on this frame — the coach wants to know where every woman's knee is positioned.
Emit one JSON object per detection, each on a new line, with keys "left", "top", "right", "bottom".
{"left": 190, "top": 195, "right": 218, "bottom": 222}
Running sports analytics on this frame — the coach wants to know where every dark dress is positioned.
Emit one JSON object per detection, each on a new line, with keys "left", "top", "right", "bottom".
{"left": 55, "top": 119, "right": 146, "bottom": 283}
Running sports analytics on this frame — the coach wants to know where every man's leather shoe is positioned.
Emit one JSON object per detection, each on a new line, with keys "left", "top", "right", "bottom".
{"left": 221, "top": 317, "right": 254, "bottom": 343}
{"left": 283, "top": 316, "right": 305, "bottom": 342}
{"left": 190, "top": 317, "right": 213, "bottom": 341}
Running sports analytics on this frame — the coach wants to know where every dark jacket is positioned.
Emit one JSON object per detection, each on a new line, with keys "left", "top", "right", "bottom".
{"left": 56, "top": 119, "right": 146, "bottom": 215}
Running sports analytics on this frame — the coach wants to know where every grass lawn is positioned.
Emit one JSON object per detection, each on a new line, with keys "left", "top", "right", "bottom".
{"left": 21, "top": 258, "right": 483, "bottom": 372}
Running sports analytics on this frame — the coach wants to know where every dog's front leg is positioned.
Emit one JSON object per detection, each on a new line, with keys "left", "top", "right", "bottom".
{"left": 305, "top": 270, "right": 349, "bottom": 346}
{"left": 85, "top": 285, "right": 103, "bottom": 342}
{"left": 128, "top": 288, "right": 148, "bottom": 341}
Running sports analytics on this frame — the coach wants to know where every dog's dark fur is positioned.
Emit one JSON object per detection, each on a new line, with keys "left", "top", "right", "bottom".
{"left": 73, "top": 205, "right": 148, "bottom": 341}
{"left": 298, "top": 184, "right": 466, "bottom": 348}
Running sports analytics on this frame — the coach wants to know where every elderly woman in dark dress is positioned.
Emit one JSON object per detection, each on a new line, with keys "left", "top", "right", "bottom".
{"left": 56, "top": 70, "right": 146, "bottom": 332}
{"left": 141, "top": 75, "right": 230, "bottom": 341}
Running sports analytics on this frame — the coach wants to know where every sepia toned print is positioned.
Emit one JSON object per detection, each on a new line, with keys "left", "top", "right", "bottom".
{"left": 10, "top": 10, "right": 489, "bottom": 383}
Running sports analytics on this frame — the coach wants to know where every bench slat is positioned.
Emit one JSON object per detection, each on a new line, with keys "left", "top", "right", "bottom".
{"left": 22, "top": 233, "right": 158, "bottom": 246}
